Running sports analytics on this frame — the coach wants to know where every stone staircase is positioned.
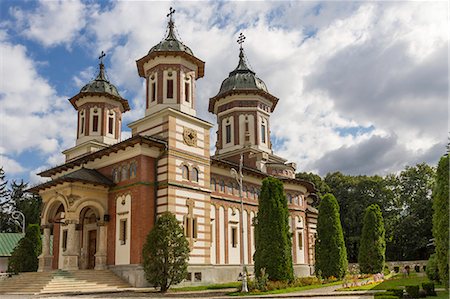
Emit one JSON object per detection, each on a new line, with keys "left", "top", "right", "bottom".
{"left": 0, "top": 270, "right": 130, "bottom": 294}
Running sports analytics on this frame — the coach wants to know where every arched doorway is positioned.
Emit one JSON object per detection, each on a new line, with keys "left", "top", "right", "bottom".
{"left": 79, "top": 207, "right": 99, "bottom": 269}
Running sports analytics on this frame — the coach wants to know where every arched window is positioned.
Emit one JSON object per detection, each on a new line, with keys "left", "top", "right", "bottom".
{"left": 129, "top": 162, "right": 137, "bottom": 178}
{"left": 242, "top": 185, "right": 248, "bottom": 198}
{"left": 219, "top": 180, "right": 225, "bottom": 192}
{"left": 287, "top": 194, "right": 292, "bottom": 204}
{"left": 192, "top": 167, "right": 199, "bottom": 182}
{"left": 121, "top": 166, "right": 128, "bottom": 181}
{"left": 112, "top": 168, "right": 119, "bottom": 183}
{"left": 227, "top": 182, "right": 234, "bottom": 194}
{"left": 249, "top": 187, "right": 255, "bottom": 199}
{"left": 182, "top": 165, "right": 189, "bottom": 180}
{"left": 294, "top": 194, "right": 299, "bottom": 205}
{"left": 210, "top": 178, "right": 217, "bottom": 191}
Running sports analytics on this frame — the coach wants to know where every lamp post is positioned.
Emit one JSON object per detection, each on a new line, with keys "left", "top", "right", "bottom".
{"left": 231, "top": 153, "right": 248, "bottom": 293}
{"left": 12, "top": 211, "right": 26, "bottom": 234}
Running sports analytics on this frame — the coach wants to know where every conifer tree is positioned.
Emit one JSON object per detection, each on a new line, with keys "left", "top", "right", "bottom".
{"left": 432, "top": 155, "right": 449, "bottom": 289}
{"left": 142, "top": 212, "right": 190, "bottom": 292}
{"left": 254, "top": 177, "right": 294, "bottom": 281}
{"left": 8, "top": 224, "right": 42, "bottom": 273}
{"left": 315, "top": 193, "right": 348, "bottom": 279}
{"left": 358, "top": 204, "right": 386, "bottom": 273}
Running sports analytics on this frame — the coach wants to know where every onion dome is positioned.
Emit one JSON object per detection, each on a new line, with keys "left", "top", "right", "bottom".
{"left": 69, "top": 57, "right": 130, "bottom": 111}
{"left": 80, "top": 62, "right": 121, "bottom": 98}
{"left": 148, "top": 15, "right": 193, "bottom": 56}
{"left": 216, "top": 48, "right": 268, "bottom": 96}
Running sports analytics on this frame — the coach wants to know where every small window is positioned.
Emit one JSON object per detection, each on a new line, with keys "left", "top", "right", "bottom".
{"left": 62, "top": 230, "right": 68, "bottom": 251}
{"left": 151, "top": 82, "right": 156, "bottom": 102}
{"left": 225, "top": 124, "right": 231, "bottom": 144}
{"left": 112, "top": 169, "right": 119, "bottom": 183}
{"left": 185, "top": 82, "right": 190, "bottom": 102}
{"left": 287, "top": 194, "right": 292, "bottom": 204}
{"left": 227, "top": 182, "right": 233, "bottom": 194}
{"left": 121, "top": 166, "right": 128, "bottom": 181}
{"left": 294, "top": 195, "right": 299, "bottom": 205}
{"left": 193, "top": 218, "right": 198, "bottom": 238}
{"left": 167, "top": 79, "right": 174, "bottom": 99}
{"left": 219, "top": 180, "right": 225, "bottom": 192}
{"left": 192, "top": 168, "right": 199, "bottom": 182}
{"left": 129, "top": 162, "right": 137, "bottom": 178}
{"left": 242, "top": 185, "right": 247, "bottom": 197}
{"left": 80, "top": 116, "right": 85, "bottom": 134}
{"left": 108, "top": 114, "right": 114, "bottom": 135}
{"left": 194, "top": 272, "right": 202, "bottom": 282}
{"left": 184, "top": 216, "right": 197, "bottom": 239}
{"left": 210, "top": 179, "right": 216, "bottom": 191}
{"left": 182, "top": 165, "right": 189, "bottom": 180}
{"left": 298, "top": 232, "right": 303, "bottom": 250}
{"left": 231, "top": 227, "right": 238, "bottom": 248}
{"left": 119, "top": 219, "right": 127, "bottom": 245}
{"left": 250, "top": 187, "right": 255, "bottom": 199}
{"left": 93, "top": 115, "right": 99, "bottom": 132}
{"left": 261, "top": 123, "right": 266, "bottom": 143}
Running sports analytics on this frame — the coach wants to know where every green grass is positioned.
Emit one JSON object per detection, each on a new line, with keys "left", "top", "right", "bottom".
{"left": 435, "top": 290, "right": 449, "bottom": 299}
{"left": 227, "top": 280, "right": 343, "bottom": 296}
{"left": 171, "top": 282, "right": 241, "bottom": 292}
{"left": 338, "top": 273, "right": 442, "bottom": 291}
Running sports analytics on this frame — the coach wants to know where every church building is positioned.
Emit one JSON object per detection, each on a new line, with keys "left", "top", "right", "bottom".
{"left": 30, "top": 10, "right": 318, "bottom": 287}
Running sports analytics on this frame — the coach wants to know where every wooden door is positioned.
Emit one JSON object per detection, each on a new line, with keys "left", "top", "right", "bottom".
{"left": 88, "top": 230, "right": 97, "bottom": 269}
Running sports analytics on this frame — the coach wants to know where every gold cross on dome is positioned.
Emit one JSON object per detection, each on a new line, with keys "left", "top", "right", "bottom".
{"left": 237, "top": 33, "right": 246, "bottom": 49}
{"left": 98, "top": 51, "right": 106, "bottom": 64}
{"left": 167, "top": 7, "right": 176, "bottom": 21}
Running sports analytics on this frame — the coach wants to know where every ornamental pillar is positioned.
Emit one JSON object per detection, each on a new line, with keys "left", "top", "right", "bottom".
{"left": 38, "top": 225, "right": 53, "bottom": 272}
{"left": 95, "top": 222, "right": 107, "bottom": 270}
{"left": 62, "top": 220, "right": 79, "bottom": 270}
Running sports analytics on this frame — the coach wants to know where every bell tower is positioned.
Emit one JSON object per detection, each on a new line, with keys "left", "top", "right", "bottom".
{"left": 208, "top": 34, "right": 279, "bottom": 170}
{"left": 63, "top": 52, "right": 130, "bottom": 162}
{"left": 135, "top": 7, "right": 205, "bottom": 117}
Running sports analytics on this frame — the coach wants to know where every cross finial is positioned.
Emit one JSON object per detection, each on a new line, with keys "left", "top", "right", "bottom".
{"left": 237, "top": 33, "right": 246, "bottom": 49}
{"left": 167, "top": 7, "right": 176, "bottom": 21}
{"left": 98, "top": 51, "right": 106, "bottom": 64}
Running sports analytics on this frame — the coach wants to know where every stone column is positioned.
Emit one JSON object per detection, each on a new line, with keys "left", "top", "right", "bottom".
{"left": 62, "top": 220, "right": 79, "bottom": 270}
{"left": 38, "top": 225, "right": 53, "bottom": 272}
{"left": 95, "top": 222, "right": 107, "bottom": 270}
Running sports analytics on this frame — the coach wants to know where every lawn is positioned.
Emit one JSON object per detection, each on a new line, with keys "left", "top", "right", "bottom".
{"left": 338, "top": 273, "right": 442, "bottom": 291}
{"left": 435, "top": 290, "right": 449, "bottom": 299}
{"left": 227, "top": 280, "right": 343, "bottom": 296}
{"left": 171, "top": 282, "right": 241, "bottom": 292}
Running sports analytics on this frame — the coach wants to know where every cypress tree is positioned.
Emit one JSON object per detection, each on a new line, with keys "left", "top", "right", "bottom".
{"left": 142, "top": 212, "right": 190, "bottom": 292}
{"left": 8, "top": 224, "right": 42, "bottom": 273}
{"left": 254, "top": 177, "right": 294, "bottom": 281}
{"left": 315, "top": 193, "right": 348, "bottom": 279}
{"left": 358, "top": 204, "right": 386, "bottom": 274}
{"left": 432, "top": 155, "right": 449, "bottom": 289}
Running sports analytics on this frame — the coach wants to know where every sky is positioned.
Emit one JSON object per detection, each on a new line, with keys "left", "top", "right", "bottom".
{"left": 0, "top": 0, "right": 448, "bottom": 185}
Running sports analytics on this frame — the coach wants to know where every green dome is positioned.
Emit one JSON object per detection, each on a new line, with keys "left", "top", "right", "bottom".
{"left": 216, "top": 48, "right": 268, "bottom": 97}
{"left": 80, "top": 63, "right": 122, "bottom": 98}
{"left": 148, "top": 18, "right": 193, "bottom": 56}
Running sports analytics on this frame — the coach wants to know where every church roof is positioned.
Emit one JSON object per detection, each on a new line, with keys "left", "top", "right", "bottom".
{"left": 148, "top": 16, "right": 193, "bottom": 56}
{"left": 208, "top": 47, "right": 278, "bottom": 112}
{"left": 36, "top": 135, "right": 167, "bottom": 178}
{"left": 28, "top": 168, "right": 114, "bottom": 193}
{"left": 69, "top": 60, "right": 130, "bottom": 112}
{"left": 0, "top": 233, "right": 24, "bottom": 257}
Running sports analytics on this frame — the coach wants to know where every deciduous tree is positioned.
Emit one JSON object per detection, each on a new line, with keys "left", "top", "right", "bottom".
{"left": 8, "top": 224, "right": 42, "bottom": 273}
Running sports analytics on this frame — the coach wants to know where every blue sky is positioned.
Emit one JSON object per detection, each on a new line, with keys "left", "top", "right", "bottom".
{"left": 0, "top": 1, "right": 448, "bottom": 185}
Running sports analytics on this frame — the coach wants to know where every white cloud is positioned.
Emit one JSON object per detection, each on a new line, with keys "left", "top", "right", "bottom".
{"left": 10, "top": 0, "right": 87, "bottom": 48}
{"left": 0, "top": 155, "right": 26, "bottom": 174}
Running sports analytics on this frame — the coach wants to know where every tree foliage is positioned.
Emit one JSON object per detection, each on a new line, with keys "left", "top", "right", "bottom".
{"left": 8, "top": 224, "right": 42, "bottom": 274}
{"left": 315, "top": 193, "right": 348, "bottom": 279}
{"left": 432, "top": 155, "right": 449, "bottom": 289}
{"left": 358, "top": 204, "right": 386, "bottom": 273}
{"left": 142, "top": 212, "right": 190, "bottom": 292}
{"left": 254, "top": 177, "right": 294, "bottom": 282}
{"left": 296, "top": 172, "right": 331, "bottom": 200}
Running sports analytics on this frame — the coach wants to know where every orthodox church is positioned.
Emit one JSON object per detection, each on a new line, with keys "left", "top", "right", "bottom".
{"left": 30, "top": 11, "right": 318, "bottom": 287}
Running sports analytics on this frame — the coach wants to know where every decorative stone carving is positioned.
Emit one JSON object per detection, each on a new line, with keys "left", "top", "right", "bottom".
{"left": 183, "top": 127, "right": 197, "bottom": 146}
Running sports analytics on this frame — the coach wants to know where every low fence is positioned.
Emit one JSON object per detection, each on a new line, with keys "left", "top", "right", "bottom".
{"left": 349, "top": 260, "right": 428, "bottom": 272}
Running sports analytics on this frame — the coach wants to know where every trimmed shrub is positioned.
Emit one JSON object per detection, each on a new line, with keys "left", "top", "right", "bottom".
{"left": 142, "top": 212, "right": 190, "bottom": 293}
{"left": 422, "top": 282, "right": 436, "bottom": 296}
{"left": 418, "top": 290, "right": 427, "bottom": 298}
{"left": 432, "top": 155, "right": 449, "bottom": 290}
{"left": 358, "top": 204, "right": 386, "bottom": 274}
{"left": 394, "top": 266, "right": 400, "bottom": 273}
{"left": 414, "top": 265, "right": 420, "bottom": 273}
{"left": 383, "top": 265, "right": 391, "bottom": 276}
{"left": 315, "top": 193, "right": 348, "bottom": 279}
{"left": 375, "top": 292, "right": 395, "bottom": 297}
{"left": 387, "top": 288, "right": 404, "bottom": 298}
{"left": 422, "top": 266, "right": 426, "bottom": 271}
{"left": 375, "top": 296, "right": 399, "bottom": 299}
{"left": 405, "top": 285, "right": 420, "bottom": 298}
{"left": 254, "top": 177, "right": 294, "bottom": 282}
{"left": 8, "top": 224, "right": 42, "bottom": 274}
{"left": 426, "top": 254, "right": 440, "bottom": 282}
{"left": 293, "top": 276, "right": 320, "bottom": 287}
